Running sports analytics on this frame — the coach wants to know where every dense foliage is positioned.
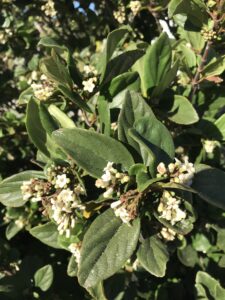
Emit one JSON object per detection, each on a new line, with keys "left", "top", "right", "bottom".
{"left": 1, "top": 0, "right": 225, "bottom": 299}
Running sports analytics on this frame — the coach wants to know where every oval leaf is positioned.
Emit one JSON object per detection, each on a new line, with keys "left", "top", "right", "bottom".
{"left": 34, "top": 264, "right": 54, "bottom": 292}
{"left": 193, "top": 164, "right": 225, "bottom": 210}
{"left": 52, "top": 128, "right": 134, "bottom": 178}
{"left": 78, "top": 209, "right": 140, "bottom": 288}
{"left": 29, "top": 222, "right": 62, "bottom": 249}
{"left": 0, "top": 171, "right": 45, "bottom": 207}
{"left": 137, "top": 236, "right": 169, "bottom": 277}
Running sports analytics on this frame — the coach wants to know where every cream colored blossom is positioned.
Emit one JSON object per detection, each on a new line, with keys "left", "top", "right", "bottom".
{"left": 55, "top": 174, "right": 70, "bottom": 189}
{"left": 203, "top": 140, "right": 218, "bottom": 154}
{"left": 82, "top": 77, "right": 96, "bottom": 93}
{"left": 113, "top": 6, "right": 126, "bottom": 24}
{"left": 129, "top": 1, "right": 141, "bottom": 16}
{"left": 41, "top": 0, "right": 57, "bottom": 17}
{"left": 160, "top": 227, "right": 176, "bottom": 241}
{"left": 158, "top": 190, "right": 187, "bottom": 225}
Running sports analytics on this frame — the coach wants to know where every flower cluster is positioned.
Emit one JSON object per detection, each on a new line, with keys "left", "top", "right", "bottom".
{"left": 111, "top": 200, "right": 132, "bottom": 224}
{"left": 129, "top": 1, "right": 141, "bottom": 16}
{"left": 50, "top": 187, "right": 84, "bottom": 238}
{"left": 0, "top": 28, "right": 13, "bottom": 44}
{"left": 157, "top": 190, "right": 187, "bottom": 225}
{"left": 31, "top": 74, "right": 55, "bottom": 101}
{"left": 160, "top": 227, "right": 177, "bottom": 241}
{"left": 21, "top": 164, "right": 85, "bottom": 238}
{"left": 21, "top": 178, "right": 51, "bottom": 202}
{"left": 201, "top": 27, "right": 218, "bottom": 41}
{"left": 113, "top": 5, "right": 126, "bottom": 24}
{"left": 157, "top": 156, "right": 195, "bottom": 186}
{"left": 95, "top": 162, "right": 130, "bottom": 199}
{"left": 41, "top": 0, "right": 57, "bottom": 18}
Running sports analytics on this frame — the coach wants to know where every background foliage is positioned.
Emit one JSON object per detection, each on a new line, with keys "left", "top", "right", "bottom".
{"left": 1, "top": 0, "right": 225, "bottom": 299}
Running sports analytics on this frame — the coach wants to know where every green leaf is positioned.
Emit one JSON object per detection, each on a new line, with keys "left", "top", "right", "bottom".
{"left": 180, "top": 44, "right": 197, "bottom": 69}
{"left": 164, "top": 95, "right": 199, "bottom": 125}
{"left": 67, "top": 255, "right": 78, "bottom": 277}
{"left": 168, "top": 0, "right": 208, "bottom": 27}
{"left": 78, "top": 209, "right": 140, "bottom": 288}
{"left": 26, "top": 98, "right": 50, "bottom": 157}
{"left": 18, "top": 87, "right": 33, "bottom": 105}
{"left": 48, "top": 104, "right": 75, "bottom": 129}
{"left": 128, "top": 128, "right": 156, "bottom": 173}
{"left": 88, "top": 282, "right": 108, "bottom": 300}
{"left": 101, "top": 50, "right": 144, "bottom": 86}
{"left": 5, "top": 222, "right": 23, "bottom": 240}
{"left": 38, "top": 37, "right": 66, "bottom": 50}
{"left": 29, "top": 222, "right": 62, "bottom": 249}
{"left": 192, "top": 233, "right": 211, "bottom": 253}
{"left": 135, "top": 33, "right": 172, "bottom": 97}
{"left": 34, "top": 265, "right": 54, "bottom": 292}
{"left": 58, "top": 84, "right": 91, "bottom": 113}
{"left": 214, "top": 113, "right": 225, "bottom": 141}
{"left": 26, "top": 99, "right": 65, "bottom": 160}
{"left": 177, "top": 244, "right": 198, "bottom": 267}
{"left": 108, "top": 72, "right": 139, "bottom": 97}
{"left": 118, "top": 91, "right": 155, "bottom": 153}
{"left": 132, "top": 115, "right": 175, "bottom": 167}
{"left": 100, "top": 27, "right": 129, "bottom": 80}
{"left": 193, "top": 164, "right": 225, "bottom": 210}
{"left": 98, "top": 95, "right": 111, "bottom": 136}
{"left": 152, "top": 60, "right": 179, "bottom": 98}
{"left": 39, "top": 103, "right": 58, "bottom": 135}
{"left": 52, "top": 128, "right": 134, "bottom": 178}
{"left": 202, "top": 56, "right": 225, "bottom": 78}
{"left": 195, "top": 271, "right": 225, "bottom": 300}
{"left": 137, "top": 236, "right": 169, "bottom": 277}
{"left": 0, "top": 171, "right": 45, "bottom": 207}
{"left": 40, "top": 50, "right": 73, "bottom": 88}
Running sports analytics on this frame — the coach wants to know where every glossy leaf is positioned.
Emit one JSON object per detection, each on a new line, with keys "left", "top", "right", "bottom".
{"left": 135, "top": 33, "right": 172, "bottom": 97}
{"left": 100, "top": 27, "right": 129, "bottom": 81}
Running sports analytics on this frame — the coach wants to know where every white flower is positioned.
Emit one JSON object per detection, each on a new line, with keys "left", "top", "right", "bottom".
{"left": 129, "top": 1, "right": 141, "bottom": 16}
{"left": 21, "top": 180, "right": 33, "bottom": 200}
{"left": 160, "top": 227, "right": 176, "bottom": 241}
{"left": 82, "top": 77, "right": 96, "bottom": 93}
{"left": 41, "top": 0, "right": 57, "bottom": 17}
{"left": 111, "top": 200, "right": 131, "bottom": 223}
{"left": 83, "top": 65, "right": 97, "bottom": 75}
{"left": 111, "top": 122, "right": 118, "bottom": 131}
{"left": 158, "top": 191, "right": 187, "bottom": 225}
{"left": 103, "top": 187, "right": 114, "bottom": 199}
{"left": 114, "top": 206, "right": 131, "bottom": 223}
{"left": 113, "top": 6, "right": 126, "bottom": 24}
{"left": 157, "top": 162, "right": 167, "bottom": 175}
{"left": 31, "top": 76, "right": 55, "bottom": 101}
{"left": 57, "top": 189, "right": 75, "bottom": 203}
{"left": 55, "top": 174, "right": 70, "bottom": 188}
{"left": 203, "top": 140, "right": 218, "bottom": 154}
